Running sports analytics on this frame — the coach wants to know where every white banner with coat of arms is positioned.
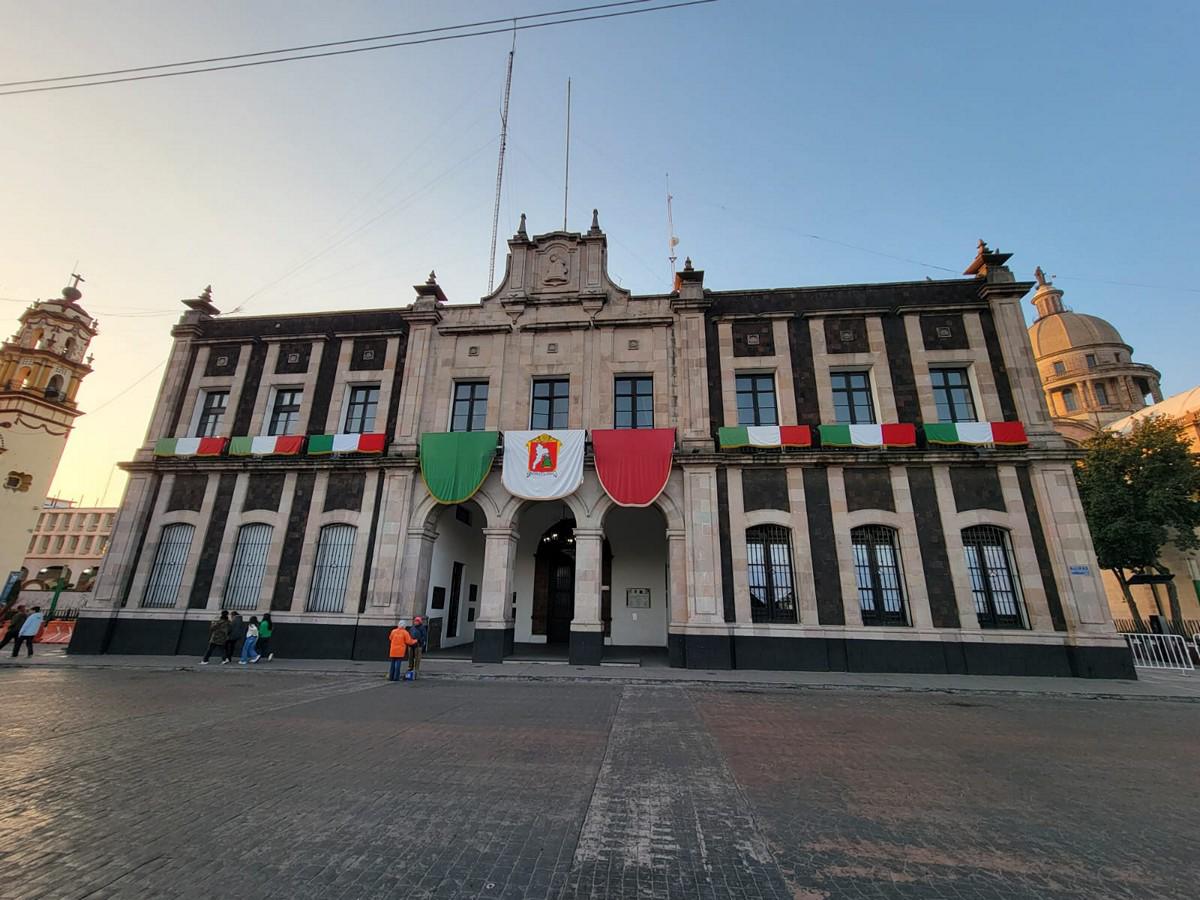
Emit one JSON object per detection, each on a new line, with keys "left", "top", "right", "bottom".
{"left": 501, "top": 430, "right": 586, "bottom": 500}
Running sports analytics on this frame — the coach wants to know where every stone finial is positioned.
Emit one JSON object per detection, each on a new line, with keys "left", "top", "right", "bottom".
{"left": 1034, "top": 266, "right": 1050, "bottom": 287}
{"left": 426, "top": 271, "right": 438, "bottom": 285}
{"left": 683, "top": 257, "right": 694, "bottom": 272}
{"left": 588, "top": 208, "right": 601, "bottom": 235}
{"left": 515, "top": 213, "right": 528, "bottom": 239}
{"left": 200, "top": 285, "right": 213, "bottom": 302}
{"left": 183, "top": 284, "right": 221, "bottom": 316}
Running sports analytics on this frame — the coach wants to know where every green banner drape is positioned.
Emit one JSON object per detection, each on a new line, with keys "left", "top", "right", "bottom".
{"left": 419, "top": 431, "right": 499, "bottom": 504}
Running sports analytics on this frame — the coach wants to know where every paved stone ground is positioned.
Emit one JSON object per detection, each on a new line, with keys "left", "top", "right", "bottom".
{"left": 0, "top": 667, "right": 1197, "bottom": 900}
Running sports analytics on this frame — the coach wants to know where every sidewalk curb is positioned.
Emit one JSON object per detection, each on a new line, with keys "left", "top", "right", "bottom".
{"left": 4, "top": 657, "right": 1196, "bottom": 703}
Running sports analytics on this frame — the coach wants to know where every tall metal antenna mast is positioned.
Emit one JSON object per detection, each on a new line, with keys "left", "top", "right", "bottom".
{"left": 487, "top": 24, "right": 516, "bottom": 295}
{"left": 562, "top": 78, "right": 571, "bottom": 231}
{"left": 666, "top": 173, "right": 679, "bottom": 287}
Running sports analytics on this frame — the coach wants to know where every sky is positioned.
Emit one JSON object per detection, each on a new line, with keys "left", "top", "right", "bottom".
{"left": 2, "top": 0, "right": 1197, "bottom": 508}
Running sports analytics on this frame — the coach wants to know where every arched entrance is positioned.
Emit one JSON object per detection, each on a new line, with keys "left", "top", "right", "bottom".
{"left": 533, "top": 518, "right": 576, "bottom": 644}
{"left": 422, "top": 499, "right": 486, "bottom": 652}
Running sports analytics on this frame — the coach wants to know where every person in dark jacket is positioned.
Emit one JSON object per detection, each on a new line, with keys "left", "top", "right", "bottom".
{"left": 256, "top": 613, "right": 274, "bottom": 661}
{"left": 407, "top": 615, "right": 428, "bottom": 679}
{"left": 202, "top": 611, "right": 231, "bottom": 664}
{"left": 0, "top": 605, "right": 27, "bottom": 653}
{"left": 226, "top": 611, "right": 245, "bottom": 663}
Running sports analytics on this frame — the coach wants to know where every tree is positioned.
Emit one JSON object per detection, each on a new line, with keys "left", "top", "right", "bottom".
{"left": 1075, "top": 416, "right": 1200, "bottom": 627}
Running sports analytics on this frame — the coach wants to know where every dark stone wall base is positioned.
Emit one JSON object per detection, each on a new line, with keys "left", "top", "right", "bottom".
{"left": 67, "top": 615, "right": 113, "bottom": 654}
{"left": 569, "top": 630, "right": 603, "bottom": 666}
{"left": 473, "top": 627, "right": 514, "bottom": 663}
{"left": 667, "top": 633, "right": 734, "bottom": 670}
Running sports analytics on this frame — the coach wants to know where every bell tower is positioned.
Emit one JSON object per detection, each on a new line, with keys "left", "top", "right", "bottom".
{"left": 0, "top": 276, "right": 98, "bottom": 572}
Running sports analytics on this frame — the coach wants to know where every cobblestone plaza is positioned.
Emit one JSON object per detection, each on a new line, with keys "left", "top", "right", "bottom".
{"left": 2, "top": 665, "right": 1196, "bottom": 899}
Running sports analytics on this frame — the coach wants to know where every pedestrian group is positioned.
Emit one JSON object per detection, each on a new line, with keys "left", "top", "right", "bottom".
{"left": 0, "top": 604, "right": 45, "bottom": 657}
{"left": 388, "top": 616, "right": 428, "bottom": 682}
{"left": 202, "top": 611, "right": 276, "bottom": 665}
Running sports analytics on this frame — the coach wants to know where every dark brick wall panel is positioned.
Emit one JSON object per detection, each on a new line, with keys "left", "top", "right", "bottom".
{"left": 704, "top": 316, "right": 724, "bottom": 439}
{"left": 272, "top": 472, "right": 316, "bottom": 610}
{"left": 274, "top": 342, "right": 312, "bottom": 375}
{"left": 950, "top": 466, "right": 1006, "bottom": 513}
{"left": 188, "top": 473, "right": 238, "bottom": 609}
{"left": 731, "top": 320, "right": 774, "bottom": 357}
{"left": 715, "top": 468, "right": 736, "bottom": 623}
{"left": 165, "top": 345, "right": 200, "bottom": 436}
{"left": 802, "top": 468, "right": 844, "bottom": 625}
{"left": 323, "top": 471, "right": 366, "bottom": 512}
{"left": 167, "top": 474, "right": 207, "bottom": 512}
{"left": 384, "top": 335, "right": 407, "bottom": 441}
{"left": 881, "top": 313, "right": 922, "bottom": 425}
{"left": 204, "top": 344, "right": 242, "bottom": 377}
{"left": 742, "top": 468, "right": 789, "bottom": 512}
{"left": 787, "top": 318, "right": 820, "bottom": 421}
{"left": 824, "top": 316, "right": 869, "bottom": 354}
{"left": 1016, "top": 466, "right": 1068, "bottom": 631}
{"left": 349, "top": 337, "right": 387, "bottom": 371}
{"left": 979, "top": 308, "right": 1019, "bottom": 421}
{"left": 231, "top": 342, "right": 268, "bottom": 435}
{"left": 357, "top": 473, "right": 386, "bottom": 613}
{"left": 919, "top": 313, "right": 969, "bottom": 350}
{"left": 243, "top": 473, "right": 285, "bottom": 512}
{"left": 843, "top": 467, "right": 895, "bottom": 512}
{"left": 306, "top": 338, "right": 342, "bottom": 434}
{"left": 907, "top": 466, "right": 960, "bottom": 627}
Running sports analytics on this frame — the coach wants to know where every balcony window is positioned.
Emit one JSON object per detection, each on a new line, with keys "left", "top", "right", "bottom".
{"left": 735, "top": 374, "right": 777, "bottom": 426}
{"left": 929, "top": 368, "right": 977, "bottom": 423}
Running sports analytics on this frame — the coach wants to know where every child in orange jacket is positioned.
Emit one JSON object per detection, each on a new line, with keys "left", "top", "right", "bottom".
{"left": 388, "top": 620, "right": 418, "bottom": 682}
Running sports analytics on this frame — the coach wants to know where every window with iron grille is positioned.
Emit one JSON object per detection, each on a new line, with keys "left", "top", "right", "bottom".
{"left": 196, "top": 390, "right": 229, "bottom": 438}
{"left": 451, "top": 382, "right": 489, "bottom": 432}
{"left": 961, "top": 526, "right": 1025, "bottom": 629}
{"left": 142, "top": 523, "right": 195, "bottom": 608}
{"left": 746, "top": 525, "right": 797, "bottom": 623}
{"left": 343, "top": 385, "right": 380, "bottom": 434}
{"left": 735, "top": 374, "right": 777, "bottom": 426}
{"left": 307, "top": 524, "right": 356, "bottom": 613}
{"left": 929, "top": 367, "right": 977, "bottom": 422}
{"left": 268, "top": 388, "right": 303, "bottom": 436}
{"left": 831, "top": 371, "right": 876, "bottom": 424}
{"left": 851, "top": 526, "right": 907, "bottom": 625}
{"left": 614, "top": 376, "right": 653, "bottom": 429}
{"left": 531, "top": 379, "right": 568, "bottom": 429}
{"left": 223, "top": 523, "right": 273, "bottom": 611}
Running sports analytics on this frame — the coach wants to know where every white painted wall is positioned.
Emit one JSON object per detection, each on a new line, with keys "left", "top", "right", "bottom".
{"left": 424, "top": 505, "right": 484, "bottom": 647}
{"left": 605, "top": 507, "right": 668, "bottom": 647}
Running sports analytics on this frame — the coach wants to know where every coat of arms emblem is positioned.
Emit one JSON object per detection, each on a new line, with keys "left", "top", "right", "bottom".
{"left": 526, "top": 433, "right": 561, "bottom": 475}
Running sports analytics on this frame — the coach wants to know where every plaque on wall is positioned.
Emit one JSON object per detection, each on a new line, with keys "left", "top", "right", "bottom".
{"left": 626, "top": 588, "right": 651, "bottom": 608}
{"left": 431, "top": 586, "right": 446, "bottom": 610}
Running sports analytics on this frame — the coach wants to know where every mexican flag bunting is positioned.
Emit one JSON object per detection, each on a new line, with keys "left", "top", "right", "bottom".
{"left": 718, "top": 425, "right": 812, "bottom": 449}
{"left": 501, "top": 430, "right": 586, "bottom": 500}
{"left": 420, "top": 431, "right": 499, "bottom": 504}
{"left": 154, "top": 437, "right": 227, "bottom": 457}
{"left": 307, "top": 433, "right": 387, "bottom": 455}
{"left": 923, "top": 421, "right": 1028, "bottom": 446}
{"left": 229, "top": 435, "right": 305, "bottom": 456}
{"left": 817, "top": 424, "right": 917, "bottom": 448}
{"left": 591, "top": 428, "right": 675, "bottom": 507}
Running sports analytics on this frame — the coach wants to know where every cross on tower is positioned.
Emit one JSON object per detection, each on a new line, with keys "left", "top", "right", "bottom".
{"left": 69, "top": 273, "right": 85, "bottom": 289}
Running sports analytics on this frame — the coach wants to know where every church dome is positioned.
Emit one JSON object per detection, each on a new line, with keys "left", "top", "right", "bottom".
{"left": 1028, "top": 310, "right": 1127, "bottom": 359}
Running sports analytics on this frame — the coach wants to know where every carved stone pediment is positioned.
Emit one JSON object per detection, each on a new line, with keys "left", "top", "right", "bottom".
{"left": 482, "top": 211, "right": 631, "bottom": 315}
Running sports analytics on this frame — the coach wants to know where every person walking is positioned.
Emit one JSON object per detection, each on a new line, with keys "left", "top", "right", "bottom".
{"left": 388, "top": 619, "right": 417, "bottom": 682}
{"left": 407, "top": 615, "right": 428, "bottom": 680}
{"left": 256, "top": 613, "right": 274, "bottom": 661}
{"left": 202, "top": 611, "right": 231, "bottom": 664}
{"left": 226, "top": 611, "right": 245, "bottom": 663}
{"left": 10, "top": 606, "right": 43, "bottom": 658}
{"left": 0, "top": 604, "right": 27, "bottom": 653}
{"left": 239, "top": 616, "right": 260, "bottom": 664}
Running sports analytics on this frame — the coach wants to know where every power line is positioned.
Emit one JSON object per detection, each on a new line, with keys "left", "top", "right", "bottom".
{"left": 0, "top": 1, "right": 652, "bottom": 88}
{"left": 0, "top": 1, "right": 717, "bottom": 97}
{"left": 87, "top": 359, "right": 166, "bottom": 414}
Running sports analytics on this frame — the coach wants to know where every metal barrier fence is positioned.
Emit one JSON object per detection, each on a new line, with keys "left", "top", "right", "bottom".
{"left": 1113, "top": 618, "right": 1200, "bottom": 638}
{"left": 1122, "top": 633, "right": 1194, "bottom": 673}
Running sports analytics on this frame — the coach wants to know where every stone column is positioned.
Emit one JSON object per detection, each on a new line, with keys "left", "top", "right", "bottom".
{"left": 670, "top": 262, "right": 713, "bottom": 452}
{"left": 570, "top": 527, "right": 604, "bottom": 665}
{"left": 666, "top": 527, "right": 689, "bottom": 667}
{"left": 473, "top": 526, "right": 518, "bottom": 662}
{"left": 394, "top": 525, "right": 437, "bottom": 622}
{"left": 395, "top": 291, "right": 444, "bottom": 455}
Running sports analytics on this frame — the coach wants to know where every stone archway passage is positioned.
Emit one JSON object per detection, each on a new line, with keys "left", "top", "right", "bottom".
{"left": 532, "top": 518, "right": 576, "bottom": 644}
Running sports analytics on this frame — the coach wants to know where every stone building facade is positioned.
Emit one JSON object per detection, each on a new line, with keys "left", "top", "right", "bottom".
{"left": 70, "top": 217, "right": 1131, "bottom": 677}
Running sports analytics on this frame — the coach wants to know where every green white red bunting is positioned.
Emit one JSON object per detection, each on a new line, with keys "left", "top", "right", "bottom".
{"left": 307, "top": 433, "right": 387, "bottom": 455}
{"left": 229, "top": 435, "right": 304, "bottom": 456}
{"left": 154, "top": 437, "right": 227, "bottom": 457}
{"left": 501, "top": 430, "right": 586, "bottom": 500}
{"left": 923, "top": 422, "right": 1027, "bottom": 446}
{"left": 718, "top": 426, "right": 812, "bottom": 448}
{"left": 817, "top": 424, "right": 917, "bottom": 448}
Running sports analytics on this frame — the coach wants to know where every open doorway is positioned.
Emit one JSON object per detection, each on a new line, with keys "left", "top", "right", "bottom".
{"left": 533, "top": 518, "right": 575, "bottom": 645}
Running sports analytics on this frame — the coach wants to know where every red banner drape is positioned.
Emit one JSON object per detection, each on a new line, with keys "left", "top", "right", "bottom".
{"left": 591, "top": 428, "right": 675, "bottom": 507}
